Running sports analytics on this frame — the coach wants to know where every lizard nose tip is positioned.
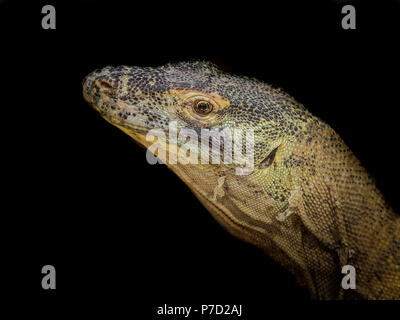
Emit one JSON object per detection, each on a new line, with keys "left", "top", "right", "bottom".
{"left": 82, "top": 72, "right": 95, "bottom": 90}
{"left": 83, "top": 67, "right": 118, "bottom": 99}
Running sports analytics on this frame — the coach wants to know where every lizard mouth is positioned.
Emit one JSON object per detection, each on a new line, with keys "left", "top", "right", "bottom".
{"left": 83, "top": 83, "right": 152, "bottom": 147}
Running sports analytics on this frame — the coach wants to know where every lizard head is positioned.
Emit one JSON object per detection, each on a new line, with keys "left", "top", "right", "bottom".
{"left": 83, "top": 61, "right": 309, "bottom": 174}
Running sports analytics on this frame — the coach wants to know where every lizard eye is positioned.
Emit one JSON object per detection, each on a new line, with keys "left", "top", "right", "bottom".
{"left": 193, "top": 100, "right": 213, "bottom": 115}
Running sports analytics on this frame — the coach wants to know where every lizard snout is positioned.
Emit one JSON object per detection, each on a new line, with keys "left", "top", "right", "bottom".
{"left": 82, "top": 71, "right": 118, "bottom": 105}
{"left": 94, "top": 79, "right": 116, "bottom": 96}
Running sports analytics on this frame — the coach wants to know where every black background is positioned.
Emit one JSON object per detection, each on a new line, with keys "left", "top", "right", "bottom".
{"left": 1, "top": 0, "right": 400, "bottom": 317}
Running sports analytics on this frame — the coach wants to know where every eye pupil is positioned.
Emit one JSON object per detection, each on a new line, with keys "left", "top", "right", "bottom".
{"left": 195, "top": 101, "right": 212, "bottom": 114}
{"left": 198, "top": 102, "right": 208, "bottom": 111}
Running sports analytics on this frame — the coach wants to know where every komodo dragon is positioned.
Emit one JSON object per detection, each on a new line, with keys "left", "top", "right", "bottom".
{"left": 82, "top": 61, "right": 400, "bottom": 299}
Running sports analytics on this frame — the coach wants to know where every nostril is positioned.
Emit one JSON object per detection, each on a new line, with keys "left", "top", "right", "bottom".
{"left": 97, "top": 80, "right": 114, "bottom": 89}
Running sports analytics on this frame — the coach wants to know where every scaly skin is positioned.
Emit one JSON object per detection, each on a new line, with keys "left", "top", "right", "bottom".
{"left": 83, "top": 61, "right": 400, "bottom": 299}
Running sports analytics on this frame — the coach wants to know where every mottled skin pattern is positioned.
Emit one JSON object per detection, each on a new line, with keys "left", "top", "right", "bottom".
{"left": 83, "top": 61, "right": 400, "bottom": 299}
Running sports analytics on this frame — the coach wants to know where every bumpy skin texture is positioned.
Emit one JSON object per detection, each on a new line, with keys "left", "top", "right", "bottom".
{"left": 83, "top": 61, "right": 400, "bottom": 299}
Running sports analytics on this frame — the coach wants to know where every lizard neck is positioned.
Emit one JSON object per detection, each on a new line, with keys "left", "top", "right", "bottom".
{"left": 166, "top": 120, "right": 400, "bottom": 299}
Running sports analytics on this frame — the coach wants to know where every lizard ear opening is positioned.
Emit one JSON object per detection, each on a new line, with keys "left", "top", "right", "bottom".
{"left": 259, "top": 146, "right": 278, "bottom": 169}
